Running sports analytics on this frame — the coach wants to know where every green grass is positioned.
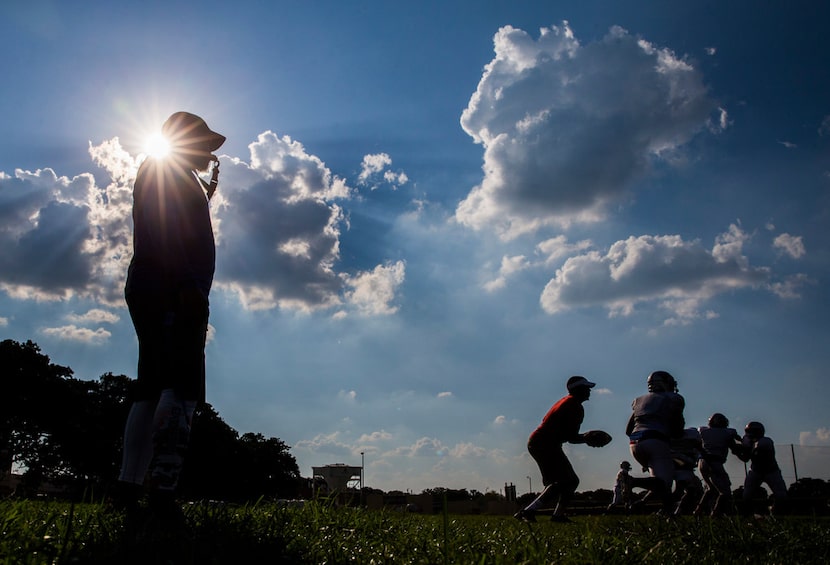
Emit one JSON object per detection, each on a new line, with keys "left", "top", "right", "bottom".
{"left": 1, "top": 499, "right": 829, "bottom": 564}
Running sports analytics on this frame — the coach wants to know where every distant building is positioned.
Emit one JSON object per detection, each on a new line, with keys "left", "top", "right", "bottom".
{"left": 311, "top": 464, "right": 362, "bottom": 494}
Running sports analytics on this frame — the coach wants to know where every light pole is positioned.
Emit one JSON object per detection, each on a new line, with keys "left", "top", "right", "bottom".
{"left": 360, "top": 451, "right": 365, "bottom": 506}
{"left": 526, "top": 475, "right": 532, "bottom": 494}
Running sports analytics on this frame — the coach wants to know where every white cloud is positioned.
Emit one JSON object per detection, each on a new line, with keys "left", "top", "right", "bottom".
{"left": 358, "top": 153, "right": 392, "bottom": 182}
{"left": 820, "top": 115, "right": 830, "bottom": 136}
{"left": 768, "top": 273, "right": 812, "bottom": 299}
{"left": 437, "top": 391, "right": 453, "bottom": 398}
{"left": 390, "top": 437, "right": 448, "bottom": 458}
{"left": 773, "top": 233, "right": 805, "bottom": 259}
{"left": 711, "top": 223, "right": 750, "bottom": 264}
{"left": 484, "top": 237, "right": 594, "bottom": 292}
{"left": 382, "top": 437, "right": 504, "bottom": 463}
{"left": 358, "top": 152, "right": 409, "bottom": 190}
{"left": 0, "top": 166, "right": 128, "bottom": 304}
{"left": 213, "top": 135, "right": 405, "bottom": 314}
{"left": 341, "top": 260, "right": 406, "bottom": 316}
{"left": 799, "top": 428, "right": 830, "bottom": 446}
{"left": 358, "top": 430, "right": 393, "bottom": 443}
{"left": 383, "top": 170, "right": 409, "bottom": 186}
{"left": 493, "top": 415, "right": 506, "bottom": 425}
{"left": 450, "top": 442, "right": 491, "bottom": 458}
{"left": 483, "top": 254, "right": 529, "bottom": 292}
{"left": 593, "top": 387, "right": 612, "bottom": 395}
{"left": 778, "top": 140, "right": 797, "bottom": 149}
{"left": 40, "top": 324, "right": 111, "bottom": 344}
{"left": 713, "top": 107, "right": 730, "bottom": 132}
{"left": 338, "top": 389, "right": 357, "bottom": 402}
{"left": 294, "top": 431, "right": 355, "bottom": 459}
{"left": 540, "top": 225, "right": 769, "bottom": 322}
{"left": 458, "top": 22, "right": 720, "bottom": 239}
{"left": 247, "top": 131, "right": 350, "bottom": 201}
{"left": 212, "top": 132, "right": 352, "bottom": 311}
{"left": 0, "top": 316, "right": 8, "bottom": 326}
{"left": 536, "top": 236, "right": 593, "bottom": 265}
{"left": 65, "top": 308, "right": 120, "bottom": 324}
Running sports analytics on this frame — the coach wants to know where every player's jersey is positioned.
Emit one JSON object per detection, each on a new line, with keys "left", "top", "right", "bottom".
{"left": 529, "top": 394, "right": 584, "bottom": 445}
{"left": 746, "top": 436, "right": 781, "bottom": 474}
{"left": 629, "top": 392, "right": 685, "bottom": 439}
{"left": 671, "top": 427, "right": 702, "bottom": 470}
{"left": 699, "top": 426, "right": 740, "bottom": 462}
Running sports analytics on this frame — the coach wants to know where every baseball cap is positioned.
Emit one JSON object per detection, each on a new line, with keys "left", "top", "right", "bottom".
{"left": 162, "top": 111, "right": 226, "bottom": 151}
{"left": 566, "top": 376, "right": 596, "bottom": 392}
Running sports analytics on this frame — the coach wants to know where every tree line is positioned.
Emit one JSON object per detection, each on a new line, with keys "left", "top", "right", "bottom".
{"left": 0, "top": 339, "right": 300, "bottom": 502}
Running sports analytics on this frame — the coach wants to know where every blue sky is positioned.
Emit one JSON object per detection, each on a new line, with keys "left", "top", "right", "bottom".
{"left": 2, "top": 0, "right": 829, "bottom": 495}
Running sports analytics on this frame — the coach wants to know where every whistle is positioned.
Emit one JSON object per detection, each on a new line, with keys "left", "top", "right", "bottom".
{"left": 205, "top": 156, "right": 220, "bottom": 200}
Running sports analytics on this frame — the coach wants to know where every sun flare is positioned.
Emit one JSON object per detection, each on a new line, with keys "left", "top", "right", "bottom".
{"left": 143, "top": 132, "right": 171, "bottom": 159}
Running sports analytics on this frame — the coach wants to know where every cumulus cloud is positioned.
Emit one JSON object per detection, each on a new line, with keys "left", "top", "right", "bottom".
{"left": 536, "top": 236, "right": 593, "bottom": 265}
{"left": 437, "top": 391, "right": 453, "bottom": 398}
{"left": 382, "top": 437, "right": 504, "bottom": 463}
{"left": 358, "top": 152, "right": 409, "bottom": 190}
{"left": 484, "top": 236, "right": 594, "bottom": 292}
{"left": 483, "top": 255, "right": 530, "bottom": 292}
{"left": 0, "top": 316, "right": 8, "bottom": 326}
{"left": 457, "top": 22, "right": 721, "bottom": 239}
{"left": 213, "top": 133, "right": 405, "bottom": 314}
{"left": 40, "top": 325, "right": 111, "bottom": 344}
{"left": 391, "top": 437, "right": 449, "bottom": 458}
{"left": 799, "top": 428, "right": 830, "bottom": 446}
{"left": 65, "top": 308, "right": 120, "bottom": 324}
{"left": 493, "top": 415, "right": 506, "bottom": 425}
{"left": 358, "top": 153, "right": 392, "bottom": 182}
{"left": 358, "top": 430, "right": 393, "bottom": 443}
{"left": 773, "top": 233, "right": 805, "bottom": 259}
{"left": 540, "top": 224, "right": 769, "bottom": 323}
{"left": 294, "top": 431, "right": 355, "bottom": 458}
{"left": 0, "top": 167, "right": 124, "bottom": 303}
{"left": 0, "top": 132, "right": 405, "bottom": 317}
{"left": 450, "top": 442, "right": 492, "bottom": 458}
{"left": 338, "top": 389, "right": 357, "bottom": 402}
{"left": 340, "top": 261, "right": 406, "bottom": 316}
{"left": 768, "top": 273, "right": 812, "bottom": 299}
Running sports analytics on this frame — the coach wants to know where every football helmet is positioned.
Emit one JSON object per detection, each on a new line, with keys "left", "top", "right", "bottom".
{"left": 647, "top": 370, "right": 678, "bottom": 393}
{"left": 745, "top": 421, "right": 765, "bottom": 439}
{"left": 708, "top": 413, "right": 729, "bottom": 428}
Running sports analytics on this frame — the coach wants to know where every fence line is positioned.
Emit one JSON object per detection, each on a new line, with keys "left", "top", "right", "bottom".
{"left": 725, "top": 444, "right": 830, "bottom": 488}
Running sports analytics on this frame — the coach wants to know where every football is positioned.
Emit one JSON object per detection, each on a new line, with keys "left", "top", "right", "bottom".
{"left": 584, "top": 430, "right": 612, "bottom": 447}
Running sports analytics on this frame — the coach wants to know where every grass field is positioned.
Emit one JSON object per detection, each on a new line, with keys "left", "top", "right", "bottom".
{"left": 1, "top": 499, "right": 829, "bottom": 564}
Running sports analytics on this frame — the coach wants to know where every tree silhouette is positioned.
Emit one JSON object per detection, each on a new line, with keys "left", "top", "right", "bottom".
{"left": 1, "top": 339, "right": 301, "bottom": 502}
{"left": 179, "top": 402, "right": 240, "bottom": 501}
{"left": 0, "top": 339, "right": 75, "bottom": 492}
{"left": 236, "top": 432, "right": 301, "bottom": 500}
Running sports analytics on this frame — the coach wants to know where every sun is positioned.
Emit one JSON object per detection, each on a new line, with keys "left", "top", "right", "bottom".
{"left": 143, "top": 131, "right": 171, "bottom": 159}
